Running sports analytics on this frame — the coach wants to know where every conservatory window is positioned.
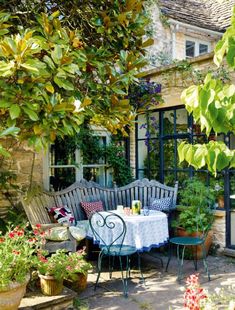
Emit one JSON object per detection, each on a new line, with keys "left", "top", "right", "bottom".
{"left": 43, "top": 128, "right": 111, "bottom": 191}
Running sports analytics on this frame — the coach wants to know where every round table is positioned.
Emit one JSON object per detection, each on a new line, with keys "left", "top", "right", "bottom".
{"left": 87, "top": 210, "right": 169, "bottom": 252}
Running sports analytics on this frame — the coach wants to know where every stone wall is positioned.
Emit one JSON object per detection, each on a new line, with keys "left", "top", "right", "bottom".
{"left": 212, "top": 211, "right": 226, "bottom": 253}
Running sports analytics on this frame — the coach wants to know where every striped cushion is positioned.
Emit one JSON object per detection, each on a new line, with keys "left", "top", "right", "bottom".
{"left": 81, "top": 201, "right": 104, "bottom": 218}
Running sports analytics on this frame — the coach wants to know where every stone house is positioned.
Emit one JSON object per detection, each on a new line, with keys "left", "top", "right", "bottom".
{"left": 1, "top": 0, "right": 235, "bottom": 254}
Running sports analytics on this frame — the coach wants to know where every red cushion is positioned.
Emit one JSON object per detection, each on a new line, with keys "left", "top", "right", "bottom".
{"left": 81, "top": 201, "right": 104, "bottom": 218}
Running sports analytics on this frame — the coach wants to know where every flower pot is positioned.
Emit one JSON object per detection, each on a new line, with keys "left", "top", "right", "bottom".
{"left": 64, "top": 272, "right": 88, "bottom": 293}
{"left": 39, "top": 274, "right": 63, "bottom": 296}
{"left": 0, "top": 275, "right": 29, "bottom": 310}
{"left": 176, "top": 227, "right": 213, "bottom": 259}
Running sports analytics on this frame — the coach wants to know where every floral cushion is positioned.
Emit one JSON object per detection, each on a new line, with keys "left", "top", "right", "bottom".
{"left": 44, "top": 226, "right": 69, "bottom": 241}
{"left": 80, "top": 201, "right": 104, "bottom": 218}
{"left": 149, "top": 197, "right": 172, "bottom": 212}
{"left": 49, "top": 205, "right": 75, "bottom": 225}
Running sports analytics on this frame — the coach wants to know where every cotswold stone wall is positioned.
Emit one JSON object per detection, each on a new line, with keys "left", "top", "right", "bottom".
{"left": 212, "top": 211, "right": 226, "bottom": 253}
{"left": 0, "top": 140, "right": 43, "bottom": 217}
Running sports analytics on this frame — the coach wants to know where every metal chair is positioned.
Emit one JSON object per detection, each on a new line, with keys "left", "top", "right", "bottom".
{"left": 165, "top": 208, "right": 212, "bottom": 282}
{"left": 89, "top": 211, "right": 144, "bottom": 297}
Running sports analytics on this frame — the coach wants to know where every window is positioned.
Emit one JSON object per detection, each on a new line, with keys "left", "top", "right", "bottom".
{"left": 43, "top": 128, "right": 112, "bottom": 190}
{"left": 185, "top": 38, "right": 210, "bottom": 58}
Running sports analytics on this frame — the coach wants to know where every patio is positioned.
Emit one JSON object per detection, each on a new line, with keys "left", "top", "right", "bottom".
{"left": 77, "top": 252, "right": 235, "bottom": 310}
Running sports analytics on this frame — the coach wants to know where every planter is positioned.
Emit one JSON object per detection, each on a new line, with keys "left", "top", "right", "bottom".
{"left": 176, "top": 227, "right": 213, "bottom": 259}
{"left": 64, "top": 272, "right": 88, "bottom": 294}
{"left": 39, "top": 274, "right": 63, "bottom": 296}
{"left": 0, "top": 275, "right": 30, "bottom": 310}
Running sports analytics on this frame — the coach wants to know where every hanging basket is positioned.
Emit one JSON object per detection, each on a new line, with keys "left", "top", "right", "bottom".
{"left": 0, "top": 275, "right": 30, "bottom": 310}
{"left": 39, "top": 274, "right": 63, "bottom": 296}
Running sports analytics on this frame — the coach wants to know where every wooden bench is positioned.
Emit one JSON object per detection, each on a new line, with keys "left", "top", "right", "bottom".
{"left": 22, "top": 179, "right": 178, "bottom": 252}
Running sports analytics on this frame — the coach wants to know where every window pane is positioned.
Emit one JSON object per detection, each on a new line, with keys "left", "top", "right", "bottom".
{"left": 50, "top": 141, "right": 75, "bottom": 165}
{"left": 199, "top": 43, "right": 208, "bottom": 55}
{"left": 50, "top": 167, "right": 76, "bottom": 191}
{"left": 186, "top": 40, "right": 195, "bottom": 58}
{"left": 176, "top": 109, "right": 188, "bottom": 133}
{"left": 163, "top": 111, "right": 174, "bottom": 135}
{"left": 83, "top": 167, "right": 106, "bottom": 186}
{"left": 137, "top": 140, "right": 148, "bottom": 170}
{"left": 163, "top": 140, "right": 175, "bottom": 169}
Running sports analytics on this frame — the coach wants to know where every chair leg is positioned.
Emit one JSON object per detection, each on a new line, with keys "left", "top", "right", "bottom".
{"left": 137, "top": 252, "right": 145, "bottom": 284}
{"left": 109, "top": 256, "right": 115, "bottom": 279}
{"left": 193, "top": 245, "right": 198, "bottom": 271}
{"left": 119, "top": 256, "right": 128, "bottom": 297}
{"left": 202, "top": 243, "right": 211, "bottom": 281}
{"left": 177, "top": 245, "right": 185, "bottom": 283}
{"left": 165, "top": 242, "right": 172, "bottom": 272}
{"left": 95, "top": 251, "right": 104, "bottom": 291}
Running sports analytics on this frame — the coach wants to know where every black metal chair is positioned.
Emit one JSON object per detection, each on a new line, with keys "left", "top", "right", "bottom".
{"left": 89, "top": 211, "right": 144, "bottom": 297}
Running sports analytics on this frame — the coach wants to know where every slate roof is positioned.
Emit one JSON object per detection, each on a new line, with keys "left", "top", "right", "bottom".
{"left": 159, "top": 0, "right": 235, "bottom": 32}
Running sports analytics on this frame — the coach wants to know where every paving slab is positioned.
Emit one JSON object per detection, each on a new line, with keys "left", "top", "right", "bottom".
{"left": 78, "top": 253, "right": 235, "bottom": 310}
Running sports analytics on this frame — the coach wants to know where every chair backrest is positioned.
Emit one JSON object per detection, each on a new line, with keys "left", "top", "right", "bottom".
{"left": 89, "top": 211, "right": 126, "bottom": 255}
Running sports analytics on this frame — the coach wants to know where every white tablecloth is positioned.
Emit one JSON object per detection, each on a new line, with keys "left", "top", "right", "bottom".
{"left": 87, "top": 210, "right": 169, "bottom": 252}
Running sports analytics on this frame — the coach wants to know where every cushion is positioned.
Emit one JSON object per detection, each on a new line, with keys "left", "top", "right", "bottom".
{"left": 69, "top": 221, "right": 89, "bottom": 241}
{"left": 81, "top": 201, "right": 104, "bottom": 218}
{"left": 149, "top": 197, "right": 172, "bottom": 212}
{"left": 49, "top": 205, "right": 75, "bottom": 225}
{"left": 44, "top": 226, "right": 69, "bottom": 241}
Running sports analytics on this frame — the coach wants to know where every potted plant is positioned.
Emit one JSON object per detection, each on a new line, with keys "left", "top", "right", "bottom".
{"left": 173, "top": 178, "right": 215, "bottom": 258}
{"left": 34, "top": 249, "right": 70, "bottom": 296}
{"left": 64, "top": 248, "right": 92, "bottom": 293}
{"left": 0, "top": 224, "right": 44, "bottom": 309}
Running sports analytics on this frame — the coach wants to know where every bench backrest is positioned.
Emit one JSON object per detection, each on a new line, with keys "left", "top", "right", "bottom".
{"left": 22, "top": 178, "right": 178, "bottom": 225}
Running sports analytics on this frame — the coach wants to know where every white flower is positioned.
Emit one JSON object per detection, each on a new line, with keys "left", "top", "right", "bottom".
{"left": 214, "top": 287, "right": 221, "bottom": 295}
{"left": 73, "top": 99, "right": 83, "bottom": 112}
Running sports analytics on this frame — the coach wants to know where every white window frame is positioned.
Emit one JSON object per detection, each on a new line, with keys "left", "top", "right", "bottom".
{"left": 43, "top": 127, "right": 111, "bottom": 190}
{"left": 185, "top": 37, "right": 211, "bottom": 59}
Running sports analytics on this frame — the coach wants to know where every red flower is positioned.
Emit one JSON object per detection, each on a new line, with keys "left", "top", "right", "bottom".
{"left": 0, "top": 237, "right": 5, "bottom": 243}
{"left": 33, "top": 229, "right": 39, "bottom": 235}
{"left": 17, "top": 230, "right": 24, "bottom": 236}
{"left": 36, "top": 224, "right": 41, "bottom": 229}
{"left": 12, "top": 250, "right": 20, "bottom": 255}
{"left": 8, "top": 232, "right": 15, "bottom": 238}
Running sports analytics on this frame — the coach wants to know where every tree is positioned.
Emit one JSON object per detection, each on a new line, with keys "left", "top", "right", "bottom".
{"left": 178, "top": 7, "right": 235, "bottom": 175}
{"left": 0, "top": 1, "right": 153, "bottom": 155}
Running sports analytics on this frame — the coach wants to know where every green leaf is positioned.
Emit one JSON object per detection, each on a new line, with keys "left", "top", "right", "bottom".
{"left": 0, "top": 126, "right": 20, "bottom": 138}
{"left": 112, "top": 87, "right": 127, "bottom": 95}
{"left": 51, "top": 45, "right": 63, "bottom": 64}
{"left": 9, "top": 104, "right": 21, "bottom": 119}
{"left": 22, "top": 107, "right": 39, "bottom": 121}
{"left": 54, "top": 76, "right": 74, "bottom": 90}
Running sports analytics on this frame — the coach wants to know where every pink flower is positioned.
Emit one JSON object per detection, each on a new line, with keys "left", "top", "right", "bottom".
{"left": 36, "top": 224, "right": 41, "bottom": 229}
{"left": 8, "top": 232, "right": 15, "bottom": 238}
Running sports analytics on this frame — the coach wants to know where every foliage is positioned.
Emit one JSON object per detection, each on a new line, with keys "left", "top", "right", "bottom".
{"left": 0, "top": 224, "right": 44, "bottom": 289}
{"left": 34, "top": 248, "right": 92, "bottom": 281}
{"left": 173, "top": 178, "right": 215, "bottom": 233}
{"left": 179, "top": 8, "right": 235, "bottom": 175}
{"left": 34, "top": 249, "right": 71, "bottom": 280}
{"left": 129, "top": 79, "right": 162, "bottom": 112}
{"left": 104, "top": 143, "right": 133, "bottom": 186}
{"left": 66, "top": 248, "right": 92, "bottom": 280}
{"left": 0, "top": 1, "right": 152, "bottom": 153}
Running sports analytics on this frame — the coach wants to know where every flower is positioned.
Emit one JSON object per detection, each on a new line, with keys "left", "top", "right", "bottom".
{"left": 65, "top": 248, "right": 92, "bottom": 281}
{"left": 34, "top": 249, "right": 72, "bottom": 280}
{"left": 0, "top": 224, "right": 44, "bottom": 289}
{"left": 184, "top": 274, "right": 208, "bottom": 310}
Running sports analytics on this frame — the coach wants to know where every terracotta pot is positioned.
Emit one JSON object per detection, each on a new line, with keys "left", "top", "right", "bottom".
{"left": 176, "top": 227, "right": 213, "bottom": 259}
{"left": 218, "top": 196, "right": 224, "bottom": 208}
{"left": 39, "top": 274, "right": 63, "bottom": 296}
{"left": 0, "top": 275, "right": 29, "bottom": 310}
{"left": 64, "top": 272, "right": 88, "bottom": 293}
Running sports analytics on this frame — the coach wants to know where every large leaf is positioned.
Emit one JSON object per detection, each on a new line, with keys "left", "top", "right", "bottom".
{"left": 9, "top": 104, "right": 21, "bottom": 119}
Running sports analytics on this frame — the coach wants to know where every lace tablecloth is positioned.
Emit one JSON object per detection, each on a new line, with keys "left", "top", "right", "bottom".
{"left": 87, "top": 210, "right": 169, "bottom": 252}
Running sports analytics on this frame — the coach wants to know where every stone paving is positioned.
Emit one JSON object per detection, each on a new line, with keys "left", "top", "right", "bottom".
{"left": 78, "top": 251, "right": 235, "bottom": 310}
